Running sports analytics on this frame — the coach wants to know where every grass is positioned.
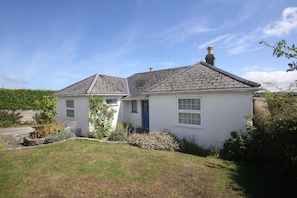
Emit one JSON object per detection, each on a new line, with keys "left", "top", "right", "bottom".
{"left": 0, "top": 139, "right": 296, "bottom": 198}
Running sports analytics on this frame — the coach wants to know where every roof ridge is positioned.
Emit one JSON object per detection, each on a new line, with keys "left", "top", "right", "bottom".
{"left": 87, "top": 73, "right": 99, "bottom": 94}
{"left": 200, "top": 61, "right": 260, "bottom": 87}
{"left": 125, "top": 78, "right": 130, "bottom": 95}
{"left": 129, "top": 65, "right": 190, "bottom": 77}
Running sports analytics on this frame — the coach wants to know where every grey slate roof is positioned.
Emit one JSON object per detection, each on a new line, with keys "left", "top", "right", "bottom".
{"left": 52, "top": 74, "right": 128, "bottom": 97}
{"left": 145, "top": 62, "right": 260, "bottom": 93}
{"left": 53, "top": 61, "right": 260, "bottom": 97}
{"left": 127, "top": 66, "right": 189, "bottom": 98}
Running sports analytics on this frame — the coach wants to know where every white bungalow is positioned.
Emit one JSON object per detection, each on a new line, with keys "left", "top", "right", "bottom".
{"left": 52, "top": 46, "right": 260, "bottom": 148}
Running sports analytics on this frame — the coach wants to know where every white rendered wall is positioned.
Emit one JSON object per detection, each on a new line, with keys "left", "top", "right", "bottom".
{"left": 56, "top": 96, "right": 123, "bottom": 136}
{"left": 56, "top": 97, "right": 90, "bottom": 136}
{"left": 122, "top": 100, "right": 142, "bottom": 128}
{"left": 149, "top": 91, "right": 254, "bottom": 148}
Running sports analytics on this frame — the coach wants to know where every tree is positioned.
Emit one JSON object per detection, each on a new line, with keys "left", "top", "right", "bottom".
{"left": 260, "top": 40, "right": 297, "bottom": 71}
{"left": 34, "top": 96, "right": 58, "bottom": 124}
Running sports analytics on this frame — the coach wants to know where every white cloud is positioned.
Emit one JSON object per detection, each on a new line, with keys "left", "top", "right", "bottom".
{"left": 3, "top": 74, "right": 26, "bottom": 84}
{"left": 243, "top": 70, "right": 297, "bottom": 90}
{"left": 198, "top": 34, "right": 237, "bottom": 49}
{"left": 263, "top": 7, "right": 297, "bottom": 36}
{"left": 148, "top": 18, "right": 217, "bottom": 42}
{"left": 198, "top": 29, "right": 262, "bottom": 55}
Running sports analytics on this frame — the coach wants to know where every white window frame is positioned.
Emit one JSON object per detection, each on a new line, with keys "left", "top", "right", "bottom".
{"left": 66, "top": 99, "right": 75, "bottom": 118}
{"left": 177, "top": 97, "right": 202, "bottom": 127}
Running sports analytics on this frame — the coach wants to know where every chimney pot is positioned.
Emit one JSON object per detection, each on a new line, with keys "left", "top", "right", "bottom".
{"left": 150, "top": 66, "right": 153, "bottom": 72}
{"left": 205, "top": 45, "right": 215, "bottom": 66}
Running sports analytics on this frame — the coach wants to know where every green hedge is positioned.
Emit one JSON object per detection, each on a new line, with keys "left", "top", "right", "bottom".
{"left": 0, "top": 89, "right": 56, "bottom": 110}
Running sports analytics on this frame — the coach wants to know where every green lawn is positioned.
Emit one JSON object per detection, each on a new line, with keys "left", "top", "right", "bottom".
{"left": 0, "top": 139, "right": 296, "bottom": 198}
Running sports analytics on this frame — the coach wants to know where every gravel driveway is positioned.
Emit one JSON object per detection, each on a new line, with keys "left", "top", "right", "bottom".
{"left": 0, "top": 127, "right": 34, "bottom": 149}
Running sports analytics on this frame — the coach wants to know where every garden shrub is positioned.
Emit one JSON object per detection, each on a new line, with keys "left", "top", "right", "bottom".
{"left": 128, "top": 130, "right": 180, "bottom": 151}
{"left": 45, "top": 129, "right": 76, "bottom": 143}
{"left": 108, "top": 123, "right": 128, "bottom": 142}
{"left": 222, "top": 129, "right": 279, "bottom": 163}
{"left": 180, "top": 136, "right": 210, "bottom": 157}
{"left": 30, "top": 122, "right": 64, "bottom": 138}
{"left": 0, "top": 110, "right": 23, "bottom": 127}
{"left": 253, "top": 87, "right": 297, "bottom": 164}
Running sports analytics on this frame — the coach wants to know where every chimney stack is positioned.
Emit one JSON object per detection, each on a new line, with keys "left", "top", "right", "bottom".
{"left": 205, "top": 45, "right": 215, "bottom": 66}
{"left": 149, "top": 66, "right": 153, "bottom": 72}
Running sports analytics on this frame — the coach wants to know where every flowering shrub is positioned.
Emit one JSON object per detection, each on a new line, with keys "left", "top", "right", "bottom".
{"left": 88, "top": 95, "right": 116, "bottom": 139}
{"left": 128, "top": 130, "right": 180, "bottom": 151}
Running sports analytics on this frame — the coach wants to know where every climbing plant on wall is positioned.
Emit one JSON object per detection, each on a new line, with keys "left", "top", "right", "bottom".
{"left": 88, "top": 95, "right": 116, "bottom": 139}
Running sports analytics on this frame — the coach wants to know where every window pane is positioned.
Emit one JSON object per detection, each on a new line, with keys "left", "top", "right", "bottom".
{"left": 178, "top": 113, "right": 201, "bottom": 125}
{"left": 66, "top": 100, "right": 74, "bottom": 108}
{"left": 106, "top": 99, "right": 117, "bottom": 105}
{"left": 132, "top": 100, "right": 137, "bottom": 112}
{"left": 178, "top": 99, "right": 200, "bottom": 110}
{"left": 67, "top": 110, "right": 74, "bottom": 118}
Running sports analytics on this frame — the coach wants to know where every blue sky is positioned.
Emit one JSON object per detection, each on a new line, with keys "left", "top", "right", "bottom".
{"left": 0, "top": 0, "right": 296, "bottom": 90}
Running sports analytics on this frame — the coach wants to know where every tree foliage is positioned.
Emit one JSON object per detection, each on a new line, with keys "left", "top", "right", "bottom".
{"left": 223, "top": 90, "right": 297, "bottom": 165}
{"left": 34, "top": 96, "right": 58, "bottom": 124}
{"left": 254, "top": 87, "right": 297, "bottom": 163}
{"left": 260, "top": 40, "right": 297, "bottom": 71}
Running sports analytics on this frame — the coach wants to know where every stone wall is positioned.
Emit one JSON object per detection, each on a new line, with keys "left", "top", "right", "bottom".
{"left": 6, "top": 110, "right": 41, "bottom": 122}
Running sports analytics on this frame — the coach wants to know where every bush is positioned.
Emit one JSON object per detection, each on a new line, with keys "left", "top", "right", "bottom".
{"left": 222, "top": 130, "right": 274, "bottom": 162}
{"left": 45, "top": 129, "right": 76, "bottom": 143}
{"left": 180, "top": 136, "right": 210, "bottom": 157}
{"left": 128, "top": 130, "right": 180, "bottom": 151}
{"left": 108, "top": 123, "right": 128, "bottom": 142}
{"left": 0, "top": 110, "right": 23, "bottom": 127}
{"left": 30, "top": 122, "right": 64, "bottom": 138}
{"left": 253, "top": 88, "right": 297, "bottom": 164}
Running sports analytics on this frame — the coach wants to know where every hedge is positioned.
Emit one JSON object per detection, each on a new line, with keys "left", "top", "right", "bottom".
{"left": 0, "top": 89, "right": 56, "bottom": 110}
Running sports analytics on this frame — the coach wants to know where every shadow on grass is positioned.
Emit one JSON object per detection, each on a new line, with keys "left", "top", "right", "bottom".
{"left": 179, "top": 137, "right": 297, "bottom": 197}
{"left": 231, "top": 162, "right": 297, "bottom": 198}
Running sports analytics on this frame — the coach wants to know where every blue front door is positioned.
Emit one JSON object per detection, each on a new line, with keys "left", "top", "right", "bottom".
{"left": 141, "top": 100, "right": 149, "bottom": 128}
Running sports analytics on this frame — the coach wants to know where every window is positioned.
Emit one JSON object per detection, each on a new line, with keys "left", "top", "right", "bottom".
{"left": 66, "top": 100, "right": 74, "bottom": 118}
{"left": 66, "top": 100, "right": 74, "bottom": 108}
{"left": 177, "top": 98, "right": 201, "bottom": 126}
{"left": 131, "top": 100, "right": 137, "bottom": 112}
{"left": 106, "top": 98, "right": 118, "bottom": 106}
{"left": 67, "top": 110, "right": 75, "bottom": 118}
